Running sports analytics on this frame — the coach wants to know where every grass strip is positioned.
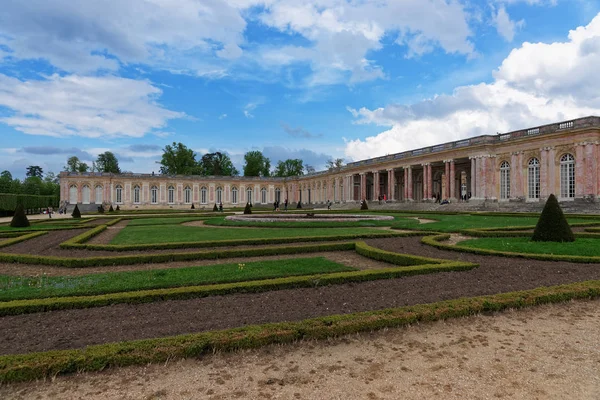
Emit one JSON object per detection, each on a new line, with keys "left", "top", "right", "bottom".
{"left": 0, "top": 280, "right": 596, "bottom": 383}
{"left": 458, "top": 236, "right": 600, "bottom": 257}
{"left": 0, "top": 242, "right": 356, "bottom": 267}
{"left": 422, "top": 234, "right": 600, "bottom": 263}
{"left": 0, "top": 258, "right": 476, "bottom": 316}
{"left": 0, "top": 258, "right": 355, "bottom": 301}
{"left": 0, "top": 231, "right": 47, "bottom": 249}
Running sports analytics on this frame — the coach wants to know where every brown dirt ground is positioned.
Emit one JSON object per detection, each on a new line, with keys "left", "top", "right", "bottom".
{"left": 1, "top": 299, "right": 598, "bottom": 400}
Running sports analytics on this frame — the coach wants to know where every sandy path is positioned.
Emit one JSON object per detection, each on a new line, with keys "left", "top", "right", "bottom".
{"left": 2, "top": 299, "right": 598, "bottom": 399}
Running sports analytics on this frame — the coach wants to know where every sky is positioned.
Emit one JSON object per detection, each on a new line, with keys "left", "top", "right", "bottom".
{"left": 1, "top": 0, "right": 600, "bottom": 179}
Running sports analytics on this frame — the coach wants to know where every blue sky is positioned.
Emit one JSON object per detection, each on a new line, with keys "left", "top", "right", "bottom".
{"left": 1, "top": 0, "right": 600, "bottom": 178}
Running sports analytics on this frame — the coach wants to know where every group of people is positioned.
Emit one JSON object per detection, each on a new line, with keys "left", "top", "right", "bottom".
{"left": 377, "top": 194, "right": 387, "bottom": 204}
{"left": 273, "top": 199, "right": 289, "bottom": 211}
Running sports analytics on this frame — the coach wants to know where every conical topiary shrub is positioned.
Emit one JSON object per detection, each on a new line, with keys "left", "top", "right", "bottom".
{"left": 72, "top": 204, "right": 81, "bottom": 219}
{"left": 109, "top": 205, "right": 114, "bottom": 212}
{"left": 296, "top": 201, "right": 302, "bottom": 209}
{"left": 360, "top": 199, "right": 369, "bottom": 210}
{"left": 97, "top": 205, "right": 104, "bottom": 213}
{"left": 244, "top": 203, "right": 252, "bottom": 214}
{"left": 532, "top": 194, "right": 574, "bottom": 242}
{"left": 213, "top": 203, "right": 218, "bottom": 212}
{"left": 10, "top": 203, "right": 30, "bottom": 228}
{"left": 191, "top": 203, "right": 195, "bottom": 209}
{"left": 116, "top": 205, "right": 120, "bottom": 211}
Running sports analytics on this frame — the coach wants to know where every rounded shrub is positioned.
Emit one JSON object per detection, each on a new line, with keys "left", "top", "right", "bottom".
{"left": 10, "top": 203, "right": 30, "bottom": 228}
{"left": 532, "top": 193, "right": 574, "bottom": 242}
{"left": 243, "top": 203, "right": 252, "bottom": 214}
{"left": 71, "top": 204, "right": 81, "bottom": 219}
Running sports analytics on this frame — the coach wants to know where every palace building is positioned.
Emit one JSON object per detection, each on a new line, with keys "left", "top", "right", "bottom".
{"left": 60, "top": 116, "right": 600, "bottom": 209}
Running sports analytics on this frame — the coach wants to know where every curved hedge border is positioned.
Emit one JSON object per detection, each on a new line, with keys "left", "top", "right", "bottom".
{"left": 60, "top": 230, "right": 424, "bottom": 251}
{"left": 0, "top": 232, "right": 47, "bottom": 249}
{"left": 0, "top": 280, "right": 597, "bottom": 383}
{"left": 0, "top": 242, "right": 356, "bottom": 268}
{"left": 422, "top": 234, "right": 600, "bottom": 263}
{"left": 0, "top": 259, "right": 476, "bottom": 316}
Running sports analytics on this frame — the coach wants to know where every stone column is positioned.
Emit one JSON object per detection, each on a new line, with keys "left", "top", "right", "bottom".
{"left": 470, "top": 157, "right": 476, "bottom": 199}
{"left": 575, "top": 143, "right": 585, "bottom": 198}
{"left": 403, "top": 168, "right": 408, "bottom": 200}
{"left": 449, "top": 160, "right": 456, "bottom": 200}
{"left": 360, "top": 173, "right": 366, "bottom": 200}
{"left": 444, "top": 161, "right": 450, "bottom": 199}
{"left": 387, "top": 169, "right": 395, "bottom": 201}
{"left": 585, "top": 143, "right": 596, "bottom": 196}
{"left": 373, "top": 171, "right": 379, "bottom": 200}
{"left": 421, "top": 164, "right": 428, "bottom": 200}
{"left": 481, "top": 156, "right": 488, "bottom": 199}
{"left": 407, "top": 166, "right": 413, "bottom": 200}
{"left": 540, "top": 148, "right": 549, "bottom": 198}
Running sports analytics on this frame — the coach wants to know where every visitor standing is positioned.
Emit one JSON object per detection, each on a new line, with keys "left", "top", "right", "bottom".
{"left": 284, "top": 199, "right": 288, "bottom": 211}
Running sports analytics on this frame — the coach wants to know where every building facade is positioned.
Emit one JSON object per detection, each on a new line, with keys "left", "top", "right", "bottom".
{"left": 60, "top": 116, "right": 600, "bottom": 209}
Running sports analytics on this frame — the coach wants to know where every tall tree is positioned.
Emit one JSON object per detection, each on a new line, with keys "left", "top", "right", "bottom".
{"left": 96, "top": 151, "right": 121, "bottom": 173}
{"left": 198, "top": 152, "right": 238, "bottom": 176}
{"left": 0, "top": 171, "right": 12, "bottom": 193}
{"left": 158, "top": 142, "right": 198, "bottom": 175}
{"left": 22, "top": 176, "right": 42, "bottom": 195}
{"left": 65, "top": 156, "right": 89, "bottom": 173}
{"left": 305, "top": 165, "right": 316, "bottom": 174}
{"left": 243, "top": 151, "right": 271, "bottom": 177}
{"left": 273, "top": 159, "right": 304, "bottom": 177}
{"left": 26, "top": 165, "right": 44, "bottom": 179}
{"left": 326, "top": 158, "right": 344, "bottom": 170}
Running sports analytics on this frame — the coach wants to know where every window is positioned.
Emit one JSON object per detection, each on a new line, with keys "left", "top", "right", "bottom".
{"left": 247, "top": 188, "right": 253, "bottom": 204}
{"left": 95, "top": 186, "right": 103, "bottom": 204}
{"left": 168, "top": 186, "right": 175, "bottom": 203}
{"left": 500, "top": 161, "right": 510, "bottom": 200}
{"left": 322, "top": 182, "right": 326, "bottom": 201}
{"left": 184, "top": 186, "right": 192, "bottom": 204}
{"left": 275, "top": 188, "right": 281, "bottom": 203}
{"left": 216, "top": 187, "right": 223, "bottom": 204}
{"left": 231, "top": 187, "right": 238, "bottom": 204}
{"left": 560, "top": 154, "right": 575, "bottom": 198}
{"left": 528, "top": 158, "right": 540, "bottom": 199}
{"left": 115, "top": 185, "right": 123, "bottom": 204}
{"left": 151, "top": 186, "right": 158, "bottom": 204}
{"left": 261, "top": 187, "right": 267, "bottom": 204}
{"left": 133, "top": 185, "right": 141, "bottom": 204}
{"left": 69, "top": 185, "right": 78, "bottom": 204}
{"left": 200, "top": 187, "right": 208, "bottom": 204}
{"left": 82, "top": 185, "right": 90, "bottom": 204}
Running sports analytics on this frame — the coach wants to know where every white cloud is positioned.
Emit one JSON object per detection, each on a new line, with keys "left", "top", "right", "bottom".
{"left": 0, "top": 74, "right": 184, "bottom": 138}
{"left": 492, "top": 6, "right": 525, "bottom": 42}
{"left": 219, "top": 113, "right": 228, "bottom": 119}
{"left": 344, "top": 12, "right": 600, "bottom": 161}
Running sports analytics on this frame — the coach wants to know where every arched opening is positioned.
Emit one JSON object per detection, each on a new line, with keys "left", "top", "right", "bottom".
{"left": 560, "top": 154, "right": 575, "bottom": 199}
{"left": 528, "top": 158, "right": 540, "bottom": 200}
{"left": 500, "top": 161, "right": 510, "bottom": 200}
{"left": 69, "top": 185, "right": 78, "bottom": 204}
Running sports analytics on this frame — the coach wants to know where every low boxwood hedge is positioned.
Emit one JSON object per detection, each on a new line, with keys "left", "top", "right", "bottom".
{"left": 0, "top": 280, "right": 597, "bottom": 383}
{"left": 0, "top": 231, "right": 47, "bottom": 249}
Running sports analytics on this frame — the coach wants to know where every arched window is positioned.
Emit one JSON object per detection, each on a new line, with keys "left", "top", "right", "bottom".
{"left": 499, "top": 161, "right": 510, "bottom": 200}
{"left": 115, "top": 185, "right": 123, "bottom": 204}
{"left": 82, "top": 185, "right": 90, "bottom": 204}
{"left": 95, "top": 185, "right": 103, "bottom": 204}
{"left": 231, "top": 187, "right": 238, "bottom": 204}
{"left": 216, "top": 187, "right": 223, "bottom": 204}
{"left": 560, "top": 154, "right": 575, "bottom": 198}
{"left": 168, "top": 186, "right": 175, "bottom": 203}
{"left": 528, "top": 158, "right": 540, "bottom": 199}
{"left": 275, "top": 188, "right": 281, "bottom": 203}
{"left": 133, "top": 185, "right": 141, "bottom": 204}
{"left": 69, "top": 185, "right": 78, "bottom": 204}
{"left": 151, "top": 186, "right": 158, "bottom": 204}
{"left": 184, "top": 186, "right": 192, "bottom": 204}
{"left": 247, "top": 188, "right": 253, "bottom": 204}
{"left": 200, "top": 187, "right": 208, "bottom": 204}
{"left": 261, "top": 187, "right": 267, "bottom": 204}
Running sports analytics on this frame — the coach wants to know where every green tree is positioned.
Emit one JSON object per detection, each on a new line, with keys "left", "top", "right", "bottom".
{"left": 243, "top": 151, "right": 271, "bottom": 177}
{"left": 22, "top": 177, "right": 42, "bottom": 195}
{"left": 273, "top": 159, "right": 304, "bottom": 177}
{"left": 326, "top": 158, "right": 344, "bottom": 170}
{"left": 65, "top": 156, "right": 89, "bottom": 173}
{"left": 26, "top": 165, "right": 44, "bottom": 179}
{"left": 0, "top": 171, "right": 12, "bottom": 193}
{"left": 158, "top": 142, "right": 198, "bottom": 175}
{"left": 305, "top": 165, "right": 316, "bottom": 174}
{"left": 96, "top": 151, "right": 121, "bottom": 173}
{"left": 198, "top": 152, "right": 238, "bottom": 176}
{"left": 43, "top": 172, "right": 60, "bottom": 196}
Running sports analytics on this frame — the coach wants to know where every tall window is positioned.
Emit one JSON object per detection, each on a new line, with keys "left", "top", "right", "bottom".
{"left": 184, "top": 186, "right": 192, "bottom": 204}
{"left": 216, "top": 187, "right": 223, "bottom": 204}
{"left": 275, "top": 188, "right": 281, "bottom": 203}
{"left": 231, "top": 187, "right": 238, "bottom": 204}
{"left": 82, "top": 185, "right": 90, "bottom": 204}
{"left": 201, "top": 187, "right": 208, "bottom": 204}
{"left": 95, "top": 185, "right": 103, "bottom": 204}
{"left": 168, "top": 186, "right": 175, "bottom": 203}
{"left": 69, "top": 185, "right": 78, "bottom": 204}
{"left": 133, "top": 185, "right": 141, "bottom": 204}
{"left": 115, "top": 185, "right": 123, "bottom": 204}
{"left": 247, "top": 188, "right": 253, "bottom": 204}
{"left": 500, "top": 161, "right": 510, "bottom": 200}
{"left": 560, "top": 153, "right": 575, "bottom": 198}
{"left": 528, "top": 158, "right": 540, "bottom": 200}
{"left": 261, "top": 187, "right": 267, "bottom": 204}
{"left": 151, "top": 186, "right": 158, "bottom": 204}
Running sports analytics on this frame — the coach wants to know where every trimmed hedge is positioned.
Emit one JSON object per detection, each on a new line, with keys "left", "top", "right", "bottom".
{"left": 0, "top": 259, "right": 477, "bottom": 316}
{"left": 0, "top": 280, "right": 597, "bottom": 383}
{"left": 0, "top": 231, "right": 47, "bottom": 249}
{"left": 0, "top": 194, "right": 58, "bottom": 212}
{"left": 0, "top": 242, "right": 357, "bottom": 268}
{"left": 421, "top": 234, "right": 600, "bottom": 263}
{"left": 355, "top": 241, "right": 443, "bottom": 266}
{"left": 59, "top": 225, "right": 107, "bottom": 248}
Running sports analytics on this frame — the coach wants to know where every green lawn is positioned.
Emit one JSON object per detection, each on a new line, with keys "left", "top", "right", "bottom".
{"left": 203, "top": 215, "right": 401, "bottom": 228}
{"left": 390, "top": 214, "right": 596, "bottom": 232}
{"left": 0, "top": 257, "right": 355, "bottom": 301}
{"left": 458, "top": 237, "right": 600, "bottom": 257}
{"left": 127, "top": 217, "right": 210, "bottom": 226}
{"left": 110, "top": 225, "right": 388, "bottom": 244}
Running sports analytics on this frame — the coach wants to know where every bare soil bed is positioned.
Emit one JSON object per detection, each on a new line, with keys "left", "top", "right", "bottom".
{"left": 1, "top": 236, "right": 599, "bottom": 356}
{"left": 2, "top": 299, "right": 599, "bottom": 400}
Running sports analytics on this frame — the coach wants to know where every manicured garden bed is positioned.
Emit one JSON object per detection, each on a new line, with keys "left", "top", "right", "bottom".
{"left": 458, "top": 236, "right": 600, "bottom": 257}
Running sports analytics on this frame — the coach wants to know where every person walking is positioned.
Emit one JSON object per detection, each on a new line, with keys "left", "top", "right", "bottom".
{"left": 284, "top": 199, "right": 288, "bottom": 211}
